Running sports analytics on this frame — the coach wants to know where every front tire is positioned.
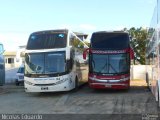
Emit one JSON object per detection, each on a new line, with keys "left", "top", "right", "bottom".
{"left": 146, "top": 73, "right": 150, "bottom": 90}
{"left": 16, "top": 82, "right": 19, "bottom": 86}
{"left": 15, "top": 79, "right": 19, "bottom": 86}
{"left": 73, "top": 77, "right": 79, "bottom": 92}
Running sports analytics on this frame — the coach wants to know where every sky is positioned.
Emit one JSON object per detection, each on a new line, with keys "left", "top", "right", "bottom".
{"left": 0, "top": 0, "right": 156, "bottom": 51}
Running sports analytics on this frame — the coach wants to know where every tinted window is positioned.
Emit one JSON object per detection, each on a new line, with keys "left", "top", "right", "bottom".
{"left": 91, "top": 53, "right": 130, "bottom": 74}
{"left": 25, "top": 53, "right": 44, "bottom": 74}
{"left": 45, "top": 52, "right": 65, "bottom": 73}
{"left": 25, "top": 51, "right": 66, "bottom": 74}
{"left": 27, "top": 32, "right": 67, "bottom": 50}
{"left": 91, "top": 32, "right": 129, "bottom": 49}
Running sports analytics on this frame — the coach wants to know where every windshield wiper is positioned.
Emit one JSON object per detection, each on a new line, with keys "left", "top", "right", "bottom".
{"left": 91, "top": 59, "right": 95, "bottom": 69}
{"left": 108, "top": 63, "right": 117, "bottom": 73}
{"left": 98, "top": 61, "right": 118, "bottom": 74}
{"left": 98, "top": 61, "right": 108, "bottom": 73}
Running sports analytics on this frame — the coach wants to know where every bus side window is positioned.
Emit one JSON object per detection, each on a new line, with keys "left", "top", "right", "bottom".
{"left": 0, "top": 44, "right": 4, "bottom": 54}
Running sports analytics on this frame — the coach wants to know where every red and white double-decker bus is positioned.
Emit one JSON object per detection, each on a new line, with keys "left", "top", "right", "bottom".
{"left": 83, "top": 31, "right": 134, "bottom": 89}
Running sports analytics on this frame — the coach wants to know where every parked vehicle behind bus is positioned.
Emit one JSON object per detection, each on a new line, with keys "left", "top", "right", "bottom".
{"left": 24, "top": 29, "right": 89, "bottom": 92}
{"left": 0, "top": 43, "right": 5, "bottom": 86}
{"left": 83, "top": 31, "right": 134, "bottom": 89}
{"left": 15, "top": 64, "right": 24, "bottom": 86}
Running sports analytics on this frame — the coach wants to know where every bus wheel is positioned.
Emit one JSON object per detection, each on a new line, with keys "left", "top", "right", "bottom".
{"left": 146, "top": 73, "right": 150, "bottom": 90}
{"left": 15, "top": 79, "right": 19, "bottom": 86}
{"left": 73, "top": 77, "right": 79, "bottom": 92}
{"left": 126, "top": 86, "right": 130, "bottom": 91}
{"left": 157, "top": 88, "right": 160, "bottom": 109}
{"left": 16, "top": 82, "right": 19, "bottom": 86}
{"left": 157, "top": 83, "right": 160, "bottom": 108}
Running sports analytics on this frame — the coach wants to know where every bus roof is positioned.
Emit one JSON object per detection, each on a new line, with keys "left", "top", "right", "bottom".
{"left": 30, "top": 29, "right": 69, "bottom": 35}
{"left": 92, "top": 31, "right": 128, "bottom": 34}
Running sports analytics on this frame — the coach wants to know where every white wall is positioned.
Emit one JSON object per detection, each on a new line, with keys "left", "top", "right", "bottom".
{"left": 16, "top": 47, "right": 25, "bottom": 67}
{"left": 131, "top": 65, "right": 146, "bottom": 80}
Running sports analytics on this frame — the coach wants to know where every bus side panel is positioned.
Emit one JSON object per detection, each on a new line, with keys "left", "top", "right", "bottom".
{"left": 70, "top": 33, "right": 89, "bottom": 85}
{"left": 0, "top": 55, "right": 5, "bottom": 85}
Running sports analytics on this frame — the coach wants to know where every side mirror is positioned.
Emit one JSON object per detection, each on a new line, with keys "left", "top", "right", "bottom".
{"left": 83, "top": 48, "right": 90, "bottom": 60}
{"left": 130, "top": 48, "right": 134, "bottom": 59}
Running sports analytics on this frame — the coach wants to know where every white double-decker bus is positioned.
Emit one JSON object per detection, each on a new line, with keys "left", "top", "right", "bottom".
{"left": 146, "top": 0, "right": 160, "bottom": 106}
{"left": 24, "top": 29, "right": 89, "bottom": 92}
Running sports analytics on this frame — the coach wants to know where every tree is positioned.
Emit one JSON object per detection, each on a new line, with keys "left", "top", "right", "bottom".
{"left": 127, "top": 27, "right": 148, "bottom": 65}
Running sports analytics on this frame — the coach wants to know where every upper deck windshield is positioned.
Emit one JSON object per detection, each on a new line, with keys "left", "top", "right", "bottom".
{"left": 91, "top": 32, "right": 129, "bottom": 50}
{"left": 90, "top": 53, "right": 130, "bottom": 75}
{"left": 26, "top": 32, "right": 67, "bottom": 50}
{"left": 25, "top": 51, "right": 66, "bottom": 76}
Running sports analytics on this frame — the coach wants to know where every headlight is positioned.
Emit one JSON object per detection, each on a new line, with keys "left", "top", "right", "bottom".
{"left": 89, "top": 77, "right": 96, "bottom": 80}
{"left": 24, "top": 80, "right": 35, "bottom": 85}
{"left": 120, "top": 77, "right": 129, "bottom": 81}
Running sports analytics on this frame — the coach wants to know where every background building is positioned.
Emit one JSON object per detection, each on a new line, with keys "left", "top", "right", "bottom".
{"left": 4, "top": 45, "right": 26, "bottom": 69}
{"left": 4, "top": 51, "right": 17, "bottom": 69}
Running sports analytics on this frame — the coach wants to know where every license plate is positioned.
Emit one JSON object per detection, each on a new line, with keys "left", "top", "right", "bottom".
{"left": 105, "top": 84, "right": 112, "bottom": 88}
{"left": 41, "top": 87, "right": 48, "bottom": 90}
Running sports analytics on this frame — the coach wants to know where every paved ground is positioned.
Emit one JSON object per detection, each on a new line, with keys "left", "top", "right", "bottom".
{"left": 0, "top": 80, "right": 159, "bottom": 113}
{"left": 0, "top": 79, "right": 159, "bottom": 120}
{"left": 52, "top": 80, "right": 159, "bottom": 114}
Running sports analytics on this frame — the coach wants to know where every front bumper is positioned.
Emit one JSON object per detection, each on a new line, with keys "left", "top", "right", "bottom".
{"left": 88, "top": 75, "right": 130, "bottom": 89}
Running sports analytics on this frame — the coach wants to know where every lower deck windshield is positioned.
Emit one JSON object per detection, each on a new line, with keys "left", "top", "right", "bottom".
{"left": 25, "top": 51, "right": 66, "bottom": 76}
{"left": 90, "top": 53, "right": 130, "bottom": 75}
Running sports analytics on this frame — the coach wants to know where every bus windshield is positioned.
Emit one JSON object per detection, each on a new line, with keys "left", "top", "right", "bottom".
{"left": 27, "top": 32, "right": 67, "bottom": 50}
{"left": 91, "top": 53, "right": 130, "bottom": 75}
{"left": 25, "top": 51, "right": 66, "bottom": 75}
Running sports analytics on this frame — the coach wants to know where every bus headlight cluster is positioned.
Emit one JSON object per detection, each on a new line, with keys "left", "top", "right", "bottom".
{"left": 89, "top": 76, "right": 129, "bottom": 82}
{"left": 89, "top": 77, "right": 96, "bottom": 81}
{"left": 25, "top": 78, "right": 69, "bottom": 86}
{"left": 24, "top": 80, "right": 35, "bottom": 85}
{"left": 55, "top": 78, "right": 69, "bottom": 85}
{"left": 120, "top": 77, "right": 129, "bottom": 81}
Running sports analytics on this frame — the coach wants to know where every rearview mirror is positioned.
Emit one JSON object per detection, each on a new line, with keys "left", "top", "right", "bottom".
{"left": 83, "top": 48, "right": 90, "bottom": 60}
{"left": 130, "top": 48, "right": 134, "bottom": 59}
